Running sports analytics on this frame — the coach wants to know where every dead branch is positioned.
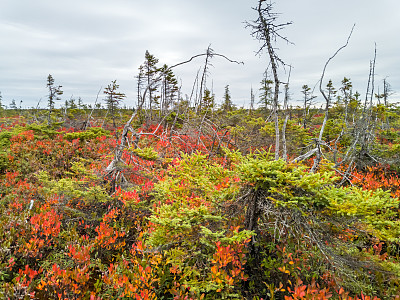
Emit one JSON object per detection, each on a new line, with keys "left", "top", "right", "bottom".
{"left": 246, "top": 0, "right": 293, "bottom": 160}
{"left": 311, "top": 24, "right": 355, "bottom": 173}
{"left": 84, "top": 87, "right": 102, "bottom": 130}
{"left": 104, "top": 50, "right": 243, "bottom": 189}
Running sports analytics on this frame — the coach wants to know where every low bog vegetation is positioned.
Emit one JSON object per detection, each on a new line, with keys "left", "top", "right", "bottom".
{"left": 0, "top": 100, "right": 400, "bottom": 300}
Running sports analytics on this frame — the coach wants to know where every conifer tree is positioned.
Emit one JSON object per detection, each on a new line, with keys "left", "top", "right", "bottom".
{"left": 339, "top": 77, "right": 352, "bottom": 102}
{"left": 47, "top": 74, "right": 63, "bottom": 111}
{"left": 104, "top": 80, "right": 125, "bottom": 129}
{"left": 301, "top": 84, "right": 316, "bottom": 129}
{"left": 338, "top": 77, "right": 353, "bottom": 126}
{"left": 221, "top": 85, "right": 233, "bottom": 111}
{"left": 68, "top": 98, "right": 77, "bottom": 109}
{"left": 136, "top": 65, "right": 145, "bottom": 110}
{"left": 143, "top": 50, "right": 160, "bottom": 117}
{"left": 349, "top": 91, "right": 361, "bottom": 122}
{"left": 381, "top": 78, "right": 393, "bottom": 108}
{"left": 78, "top": 97, "right": 84, "bottom": 109}
{"left": 325, "top": 80, "right": 337, "bottom": 103}
{"left": 382, "top": 79, "right": 393, "bottom": 129}
{"left": 160, "top": 64, "right": 179, "bottom": 115}
{"left": 202, "top": 89, "right": 214, "bottom": 113}
{"left": 9, "top": 99, "right": 17, "bottom": 110}
{"left": 46, "top": 74, "right": 63, "bottom": 124}
{"left": 259, "top": 75, "right": 273, "bottom": 113}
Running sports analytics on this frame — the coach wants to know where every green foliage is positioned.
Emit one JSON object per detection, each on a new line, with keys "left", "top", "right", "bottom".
{"left": 148, "top": 152, "right": 253, "bottom": 296}
{"left": 131, "top": 147, "right": 159, "bottom": 161}
{"left": 25, "top": 123, "right": 58, "bottom": 139}
{"left": 201, "top": 89, "right": 215, "bottom": 113}
{"left": 229, "top": 148, "right": 400, "bottom": 297}
{"left": 0, "top": 123, "right": 57, "bottom": 143}
{"left": 0, "top": 152, "right": 8, "bottom": 173}
{"left": 259, "top": 74, "right": 273, "bottom": 111}
{"left": 234, "top": 149, "right": 400, "bottom": 240}
{"left": 221, "top": 85, "right": 233, "bottom": 111}
{"left": 0, "top": 131, "right": 12, "bottom": 173}
{"left": 238, "top": 150, "right": 337, "bottom": 209}
{"left": 0, "top": 131, "right": 13, "bottom": 148}
{"left": 329, "top": 187, "right": 400, "bottom": 241}
{"left": 64, "top": 127, "right": 111, "bottom": 141}
{"left": 38, "top": 161, "right": 111, "bottom": 207}
{"left": 322, "top": 118, "right": 347, "bottom": 142}
{"left": 259, "top": 119, "right": 312, "bottom": 147}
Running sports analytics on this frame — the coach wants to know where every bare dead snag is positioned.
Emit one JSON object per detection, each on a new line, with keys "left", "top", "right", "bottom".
{"left": 334, "top": 43, "right": 380, "bottom": 172}
{"left": 246, "top": 0, "right": 292, "bottom": 160}
{"left": 292, "top": 147, "right": 319, "bottom": 164}
{"left": 198, "top": 45, "right": 212, "bottom": 113}
{"left": 84, "top": 87, "right": 102, "bottom": 130}
{"left": 291, "top": 25, "right": 355, "bottom": 167}
{"left": 104, "top": 51, "right": 242, "bottom": 191}
{"left": 310, "top": 24, "right": 355, "bottom": 172}
{"left": 362, "top": 44, "right": 377, "bottom": 160}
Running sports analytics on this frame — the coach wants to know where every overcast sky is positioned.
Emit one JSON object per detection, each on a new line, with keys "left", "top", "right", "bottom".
{"left": 0, "top": 0, "right": 399, "bottom": 108}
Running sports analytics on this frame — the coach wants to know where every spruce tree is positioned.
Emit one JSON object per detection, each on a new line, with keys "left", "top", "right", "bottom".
{"left": 104, "top": 80, "right": 125, "bottom": 129}
{"left": 259, "top": 76, "right": 273, "bottom": 112}
{"left": 325, "top": 80, "right": 337, "bottom": 103}
{"left": 46, "top": 74, "right": 63, "bottom": 124}
{"left": 221, "top": 85, "right": 233, "bottom": 111}
{"left": 136, "top": 65, "right": 145, "bottom": 109}
{"left": 10, "top": 99, "right": 17, "bottom": 110}
{"left": 160, "top": 64, "right": 179, "bottom": 114}
{"left": 143, "top": 50, "right": 160, "bottom": 117}
{"left": 339, "top": 77, "right": 353, "bottom": 125}
{"left": 68, "top": 98, "right": 77, "bottom": 109}
{"left": 202, "top": 89, "right": 214, "bottom": 113}
{"left": 301, "top": 84, "right": 316, "bottom": 129}
{"left": 47, "top": 74, "right": 63, "bottom": 111}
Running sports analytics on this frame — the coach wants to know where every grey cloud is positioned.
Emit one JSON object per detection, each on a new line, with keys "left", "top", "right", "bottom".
{"left": 0, "top": 0, "right": 399, "bottom": 108}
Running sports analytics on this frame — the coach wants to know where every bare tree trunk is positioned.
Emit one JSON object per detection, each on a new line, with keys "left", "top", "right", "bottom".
{"left": 198, "top": 46, "right": 212, "bottom": 113}
{"left": 249, "top": 86, "right": 255, "bottom": 115}
{"left": 104, "top": 51, "right": 242, "bottom": 189}
{"left": 310, "top": 25, "right": 355, "bottom": 172}
{"left": 257, "top": 1, "right": 281, "bottom": 160}
{"left": 84, "top": 87, "right": 102, "bottom": 130}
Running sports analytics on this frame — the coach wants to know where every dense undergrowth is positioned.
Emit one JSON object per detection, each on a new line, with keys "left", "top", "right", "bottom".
{"left": 1, "top": 105, "right": 400, "bottom": 299}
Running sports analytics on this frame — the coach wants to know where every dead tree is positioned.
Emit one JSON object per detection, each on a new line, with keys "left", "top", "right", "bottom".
{"left": 104, "top": 51, "right": 243, "bottom": 192}
{"left": 310, "top": 25, "right": 355, "bottom": 172}
{"left": 246, "top": 0, "right": 292, "bottom": 160}
{"left": 249, "top": 86, "right": 255, "bottom": 115}
{"left": 197, "top": 45, "right": 213, "bottom": 113}
{"left": 292, "top": 25, "right": 355, "bottom": 169}
{"left": 331, "top": 47, "right": 384, "bottom": 185}
{"left": 361, "top": 44, "right": 377, "bottom": 159}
